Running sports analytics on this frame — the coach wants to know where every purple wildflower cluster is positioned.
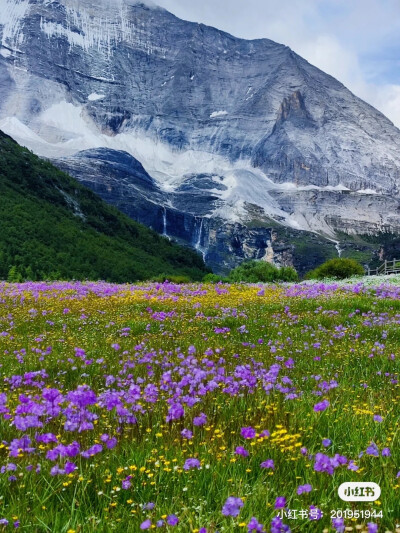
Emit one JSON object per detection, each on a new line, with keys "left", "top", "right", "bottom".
{"left": 0, "top": 279, "right": 397, "bottom": 531}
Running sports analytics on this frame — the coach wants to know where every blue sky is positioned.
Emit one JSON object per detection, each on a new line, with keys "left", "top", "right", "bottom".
{"left": 155, "top": 0, "right": 400, "bottom": 127}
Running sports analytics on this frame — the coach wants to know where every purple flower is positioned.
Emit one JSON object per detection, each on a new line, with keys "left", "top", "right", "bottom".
{"left": 181, "top": 429, "right": 193, "bottom": 440}
{"left": 36, "top": 433, "right": 58, "bottom": 444}
{"left": 382, "top": 447, "right": 391, "bottom": 457}
{"left": 74, "top": 347, "right": 85, "bottom": 358}
{"left": 13, "top": 415, "right": 43, "bottom": 431}
{"left": 140, "top": 519, "right": 152, "bottom": 530}
{"left": 248, "top": 517, "right": 264, "bottom": 532}
{"left": 241, "top": 427, "right": 256, "bottom": 439}
{"left": 235, "top": 446, "right": 249, "bottom": 457}
{"left": 50, "top": 465, "right": 65, "bottom": 476}
{"left": 106, "top": 437, "right": 117, "bottom": 449}
{"left": 270, "top": 516, "right": 291, "bottom": 533}
{"left": 122, "top": 479, "right": 132, "bottom": 490}
{"left": 65, "top": 442, "right": 80, "bottom": 457}
{"left": 309, "top": 505, "right": 323, "bottom": 520}
{"left": 166, "top": 403, "right": 184, "bottom": 422}
{"left": 274, "top": 496, "right": 286, "bottom": 509}
{"left": 367, "top": 523, "right": 378, "bottom": 533}
{"left": 366, "top": 443, "right": 379, "bottom": 457}
{"left": 322, "top": 439, "right": 331, "bottom": 447}
{"left": 143, "top": 502, "right": 155, "bottom": 510}
{"left": 347, "top": 461, "right": 359, "bottom": 471}
{"left": 222, "top": 496, "right": 244, "bottom": 517}
{"left": 313, "top": 400, "right": 330, "bottom": 412}
{"left": 193, "top": 413, "right": 207, "bottom": 426}
{"left": 332, "top": 517, "right": 345, "bottom": 533}
{"left": 81, "top": 444, "right": 102, "bottom": 458}
{"left": 166, "top": 515, "right": 179, "bottom": 526}
{"left": 260, "top": 459, "right": 274, "bottom": 469}
{"left": 373, "top": 415, "right": 383, "bottom": 422}
{"left": 183, "top": 458, "right": 200, "bottom": 470}
{"left": 64, "top": 462, "right": 76, "bottom": 474}
{"left": 313, "top": 452, "right": 347, "bottom": 475}
{"left": 297, "top": 484, "right": 312, "bottom": 495}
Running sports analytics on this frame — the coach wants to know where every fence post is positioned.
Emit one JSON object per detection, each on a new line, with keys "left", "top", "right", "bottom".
{"left": 367, "top": 266, "right": 370, "bottom": 276}
{"left": 385, "top": 260, "right": 387, "bottom": 275}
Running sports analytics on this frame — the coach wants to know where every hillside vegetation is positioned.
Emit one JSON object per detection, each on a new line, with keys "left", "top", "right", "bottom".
{"left": 0, "top": 131, "right": 208, "bottom": 282}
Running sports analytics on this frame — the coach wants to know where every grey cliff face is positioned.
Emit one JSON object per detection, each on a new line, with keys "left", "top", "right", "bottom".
{"left": 1, "top": 0, "right": 400, "bottom": 273}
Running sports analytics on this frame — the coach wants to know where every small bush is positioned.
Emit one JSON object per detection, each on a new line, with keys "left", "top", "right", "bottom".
{"left": 279, "top": 266, "right": 300, "bottom": 282}
{"left": 202, "top": 273, "right": 230, "bottom": 283}
{"left": 228, "top": 260, "right": 298, "bottom": 283}
{"left": 153, "top": 274, "right": 192, "bottom": 284}
{"left": 306, "top": 258, "right": 364, "bottom": 280}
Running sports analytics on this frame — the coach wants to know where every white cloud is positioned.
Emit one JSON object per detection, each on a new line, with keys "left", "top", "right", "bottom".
{"left": 296, "top": 35, "right": 364, "bottom": 89}
{"left": 367, "top": 85, "right": 400, "bottom": 128}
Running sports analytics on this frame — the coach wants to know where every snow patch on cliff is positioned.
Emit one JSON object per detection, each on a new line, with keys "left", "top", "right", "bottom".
{"left": 210, "top": 111, "right": 228, "bottom": 119}
{"left": 357, "top": 188, "right": 379, "bottom": 195}
{"left": 88, "top": 93, "right": 105, "bottom": 101}
{"left": 0, "top": 116, "right": 46, "bottom": 144}
{"left": 0, "top": 0, "right": 30, "bottom": 50}
{"left": 0, "top": 47, "right": 12, "bottom": 58}
{"left": 40, "top": 102, "right": 92, "bottom": 134}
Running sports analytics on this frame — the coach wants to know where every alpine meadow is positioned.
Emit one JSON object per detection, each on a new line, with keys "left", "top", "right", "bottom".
{"left": 1, "top": 0, "right": 400, "bottom": 532}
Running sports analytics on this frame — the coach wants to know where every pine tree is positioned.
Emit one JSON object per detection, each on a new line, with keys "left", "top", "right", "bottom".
{"left": 24, "top": 265, "right": 35, "bottom": 281}
{"left": 7, "top": 266, "right": 20, "bottom": 282}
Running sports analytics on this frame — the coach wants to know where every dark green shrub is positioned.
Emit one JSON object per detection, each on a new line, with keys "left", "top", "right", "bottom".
{"left": 306, "top": 258, "right": 364, "bottom": 280}
{"left": 228, "top": 260, "right": 298, "bottom": 283}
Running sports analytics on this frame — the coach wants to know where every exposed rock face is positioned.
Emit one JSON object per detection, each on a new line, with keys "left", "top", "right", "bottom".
{"left": 1, "top": 0, "right": 400, "bottom": 273}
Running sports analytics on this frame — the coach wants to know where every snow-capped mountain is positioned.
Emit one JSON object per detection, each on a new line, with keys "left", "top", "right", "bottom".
{"left": 1, "top": 0, "right": 400, "bottom": 272}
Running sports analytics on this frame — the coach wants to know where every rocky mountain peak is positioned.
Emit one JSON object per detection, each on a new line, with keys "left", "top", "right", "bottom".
{"left": 1, "top": 0, "right": 400, "bottom": 273}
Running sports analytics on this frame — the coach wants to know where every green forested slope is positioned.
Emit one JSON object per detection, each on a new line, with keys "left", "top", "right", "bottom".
{"left": 0, "top": 131, "right": 208, "bottom": 281}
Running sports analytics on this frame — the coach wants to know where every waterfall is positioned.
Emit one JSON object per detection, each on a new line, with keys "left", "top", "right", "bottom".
{"left": 194, "top": 218, "right": 207, "bottom": 262}
{"left": 162, "top": 207, "right": 167, "bottom": 237}
{"left": 335, "top": 241, "right": 342, "bottom": 258}
{"left": 195, "top": 218, "right": 203, "bottom": 251}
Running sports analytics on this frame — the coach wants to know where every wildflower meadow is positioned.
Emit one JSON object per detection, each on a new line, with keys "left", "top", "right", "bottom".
{"left": 0, "top": 280, "right": 400, "bottom": 532}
